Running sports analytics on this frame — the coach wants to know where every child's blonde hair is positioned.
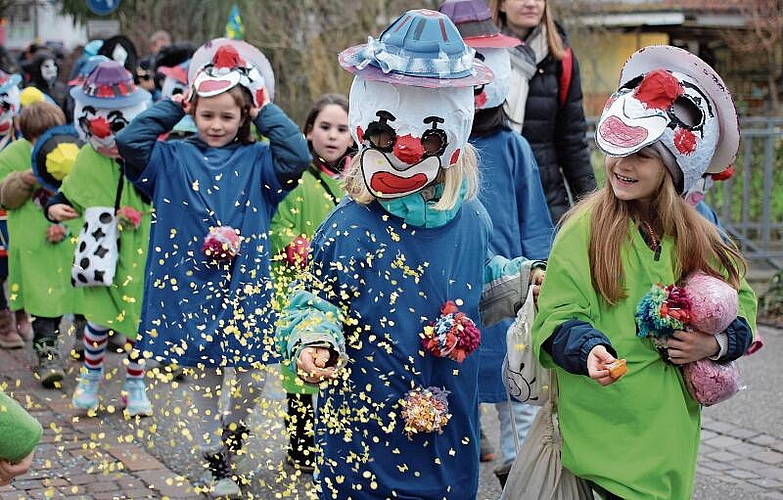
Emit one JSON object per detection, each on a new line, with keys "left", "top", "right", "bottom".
{"left": 563, "top": 171, "right": 746, "bottom": 305}
{"left": 342, "top": 144, "right": 480, "bottom": 210}
{"left": 18, "top": 101, "right": 66, "bottom": 141}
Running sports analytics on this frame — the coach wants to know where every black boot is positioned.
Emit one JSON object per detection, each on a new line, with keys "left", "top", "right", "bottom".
{"left": 204, "top": 450, "right": 241, "bottom": 499}
{"left": 286, "top": 393, "right": 315, "bottom": 473}
{"left": 222, "top": 423, "right": 249, "bottom": 455}
{"left": 33, "top": 316, "right": 64, "bottom": 389}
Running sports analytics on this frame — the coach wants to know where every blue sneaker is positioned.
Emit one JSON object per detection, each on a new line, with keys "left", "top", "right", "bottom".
{"left": 122, "top": 378, "right": 153, "bottom": 417}
{"left": 72, "top": 368, "right": 102, "bottom": 411}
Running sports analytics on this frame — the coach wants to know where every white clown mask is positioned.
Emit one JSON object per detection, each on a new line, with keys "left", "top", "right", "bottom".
{"left": 40, "top": 59, "right": 58, "bottom": 83}
{"left": 74, "top": 100, "right": 147, "bottom": 157}
{"left": 596, "top": 68, "right": 720, "bottom": 194}
{"left": 349, "top": 76, "right": 475, "bottom": 199}
{"left": 0, "top": 85, "right": 20, "bottom": 135}
{"left": 474, "top": 48, "right": 511, "bottom": 110}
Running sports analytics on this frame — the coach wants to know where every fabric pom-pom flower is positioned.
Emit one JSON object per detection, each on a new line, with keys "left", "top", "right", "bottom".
{"left": 636, "top": 273, "right": 742, "bottom": 406}
{"left": 420, "top": 300, "right": 481, "bottom": 363}
{"left": 202, "top": 225, "right": 240, "bottom": 262}
{"left": 635, "top": 283, "right": 692, "bottom": 339}
{"left": 116, "top": 206, "right": 142, "bottom": 231}
{"left": 400, "top": 386, "right": 451, "bottom": 438}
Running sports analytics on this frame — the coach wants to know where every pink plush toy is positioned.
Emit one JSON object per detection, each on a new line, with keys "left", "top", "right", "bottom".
{"left": 681, "top": 272, "right": 741, "bottom": 406}
{"left": 636, "top": 271, "right": 744, "bottom": 406}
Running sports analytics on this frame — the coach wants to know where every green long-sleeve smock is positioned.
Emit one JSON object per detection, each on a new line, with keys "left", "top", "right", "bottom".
{"left": 0, "top": 390, "right": 42, "bottom": 463}
{"left": 0, "top": 139, "right": 83, "bottom": 317}
{"left": 532, "top": 208, "right": 757, "bottom": 500}
{"left": 59, "top": 146, "right": 151, "bottom": 337}
{"left": 270, "top": 166, "right": 343, "bottom": 394}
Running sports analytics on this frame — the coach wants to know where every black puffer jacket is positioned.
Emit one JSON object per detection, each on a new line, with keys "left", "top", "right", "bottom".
{"left": 519, "top": 33, "right": 596, "bottom": 223}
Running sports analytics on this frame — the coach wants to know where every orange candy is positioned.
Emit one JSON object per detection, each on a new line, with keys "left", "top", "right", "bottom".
{"left": 606, "top": 359, "right": 627, "bottom": 379}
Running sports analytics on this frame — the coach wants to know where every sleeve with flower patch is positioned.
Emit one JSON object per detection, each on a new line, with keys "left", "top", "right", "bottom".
{"left": 479, "top": 254, "right": 546, "bottom": 327}
{"left": 275, "top": 286, "right": 347, "bottom": 378}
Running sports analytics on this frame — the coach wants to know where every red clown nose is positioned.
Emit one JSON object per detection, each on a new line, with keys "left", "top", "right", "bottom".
{"left": 394, "top": 134, "right": 424, "bottom": 164}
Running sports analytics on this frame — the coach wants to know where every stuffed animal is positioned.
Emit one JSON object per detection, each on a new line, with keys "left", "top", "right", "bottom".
{"left": 636, "top": 272, "right": 741, "bottom": 406}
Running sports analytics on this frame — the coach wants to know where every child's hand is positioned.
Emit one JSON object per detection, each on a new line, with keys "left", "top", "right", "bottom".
{"left": 47, "top": 204, "right": 79, "bottom": 222}
{"left": 587, "top": 345, "right": 623, "bottom": 386}
{"left": 666, "top": 328, "right": 720, "bottom": 364}
{"left": 46, "top": 224, "right": 67, "bottom": 243}
{"left": 248, "top": 105, "right": 261, "bottom": 120}
{"left": 0, "top": 451, "right": 34, "bottom": 486}
{"left": 20, "top": 170, "right": 37, "bottom": 186}
{"left": 530, "top": 267, "right": 545, "bottom": 306}
{"left": 171, "top": 91, "right": 191, "bottom": 114}
{"left": 296, "top": 346, "right": 339, "bottom": 384}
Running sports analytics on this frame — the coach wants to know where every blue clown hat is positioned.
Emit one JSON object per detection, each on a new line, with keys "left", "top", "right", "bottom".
{"left": 339, "top": 9, "right": 493, "bottom": 88}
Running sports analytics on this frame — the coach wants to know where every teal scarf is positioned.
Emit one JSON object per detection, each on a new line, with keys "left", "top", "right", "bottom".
{"left": 379, "top": 182, "right": 466, "bottom": 228}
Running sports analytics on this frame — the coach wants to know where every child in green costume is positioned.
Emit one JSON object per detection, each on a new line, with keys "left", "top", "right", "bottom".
{"left": 0, "top": 390, "right": 42, "bottom": 485}
{"left": 523, "top": 46, "right": 757, "bottom": 500}
{"left": 46, "top": 60, "right": 153, "bottom": 417}
{"left": 270, "top": 93, "right": 353, "bottom": 472}
{"left": 0, "top": 101, "right": 84, "bottom": 388}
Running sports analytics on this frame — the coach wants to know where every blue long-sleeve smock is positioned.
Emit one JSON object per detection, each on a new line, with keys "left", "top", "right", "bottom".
{"left": 471, "top": 128, "right": 554, "bottom": 402}
{"left": 116, "top": 99, "right": 310, "bottom": 367}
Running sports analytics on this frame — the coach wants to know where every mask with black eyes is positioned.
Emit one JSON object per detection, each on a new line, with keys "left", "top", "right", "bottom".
{"left": 74, "top": 101, "right": 147, "bottom": 157}
{"left": 70, "top": 61, "right": 151, "bottom": 158}
{"left": 349, "top": 76, "right": 474, "bottom": 199}
{"left": 596, "top": 68, "right": 721, "bottom": 194}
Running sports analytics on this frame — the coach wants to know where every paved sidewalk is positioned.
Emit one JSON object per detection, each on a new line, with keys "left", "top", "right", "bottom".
{"left": 0, "top": 338, "right": 198, "bottom": 500}
{"left": 0, "top": 324, "right": 781, "bottom": 499}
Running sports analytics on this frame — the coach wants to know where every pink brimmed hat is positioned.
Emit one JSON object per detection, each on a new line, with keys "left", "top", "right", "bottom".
{"left": 438, "top": 0, "right": 521, "bottom": 48}
{"left": 338, "top": 9, "right": 493, "bottom": 88}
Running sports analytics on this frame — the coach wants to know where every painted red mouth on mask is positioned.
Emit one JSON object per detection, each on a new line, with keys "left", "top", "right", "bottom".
{"left": 0, "top": 121, "right": 9, "bottom": 133}
{"left": 370, "top": 171, "right": 428, "bottom": 195}
{"left": 599, "top": 115, "right": 648, "bottom": 148}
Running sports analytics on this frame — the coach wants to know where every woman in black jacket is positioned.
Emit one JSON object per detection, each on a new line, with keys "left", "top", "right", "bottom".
{"left": 489, "top": 0, "right": 596, "bottom": 223}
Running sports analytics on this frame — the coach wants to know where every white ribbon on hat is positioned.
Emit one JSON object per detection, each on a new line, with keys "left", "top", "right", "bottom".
{"left": 351, "top": 36, "right": 476, "bottom": 79}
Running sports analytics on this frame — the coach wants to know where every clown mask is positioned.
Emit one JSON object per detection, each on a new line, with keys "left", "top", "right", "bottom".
{"left": 596, "top": 68, "right": 719, "bottom": 194}
{"left": 74, "top": 100, "right": 147, "bottom": 157}
{"left": 349, "top": 76, "right": 474, "bottom": 199}
{"left": 0, "top": 85, "right": 20, "bottom": 136}
{"left": 473, "top": 48, "right": 511, "bottom": 110}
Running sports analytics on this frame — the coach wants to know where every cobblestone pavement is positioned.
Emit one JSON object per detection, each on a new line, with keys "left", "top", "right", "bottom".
{"left": 0, "top": 323, "right": 780, "bottom": 499}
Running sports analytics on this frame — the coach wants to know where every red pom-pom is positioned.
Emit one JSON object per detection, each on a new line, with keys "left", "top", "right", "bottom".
{"left": 212, "top": 45, "right": 245, "bottom": 69}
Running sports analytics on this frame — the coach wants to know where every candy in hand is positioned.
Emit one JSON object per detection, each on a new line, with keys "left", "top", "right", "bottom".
{"left": 606, "top": 359, "right": 627, "bottom": 379}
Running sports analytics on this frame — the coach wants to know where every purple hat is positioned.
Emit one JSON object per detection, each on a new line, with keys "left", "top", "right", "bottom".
{"left": 69, "top": 60, "right": 151, "bottom": 108}
{"left": 67, "top": 55, "right": 111, "bottom": 86}
{"left": 439, "top": 0, "right": 521, "bottom": 48}
{"left": 339, "top": 9, "right": 493, "bottom": 88}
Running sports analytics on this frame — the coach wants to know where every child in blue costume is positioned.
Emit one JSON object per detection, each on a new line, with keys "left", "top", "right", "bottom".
{"left": 116, "top": 39, "right": 310, "bottom": 499}
{"left": 276, "top": 10, "right": 543, "bottom": 500}
{"left": 440, "top": 0, "right": 555, "bottom": 480}
{"left": 270, "top": 93, "right": 354, "bottom": 473}
{"left": 519, "top": 46, "right": 757, "bottom": 500}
